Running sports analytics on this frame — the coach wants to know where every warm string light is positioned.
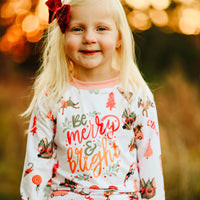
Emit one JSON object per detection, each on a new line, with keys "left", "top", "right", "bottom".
{"left": 0, "top": 0, "right": 199, "bottom": 62}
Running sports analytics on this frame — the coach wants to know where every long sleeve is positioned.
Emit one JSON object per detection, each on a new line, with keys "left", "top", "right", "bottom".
{"left": 20, "top": 102, "right": 57, "bottom": 200}
{"left": 135, "top": 92, "right": 165, "bottom": 199}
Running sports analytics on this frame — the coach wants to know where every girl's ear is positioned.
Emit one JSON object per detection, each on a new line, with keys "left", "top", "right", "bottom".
{"left": 116, "top": 32, "right": 122, "bottom": 49}
{"left": 116, "top": 40, "right": 121, "bottom": 49}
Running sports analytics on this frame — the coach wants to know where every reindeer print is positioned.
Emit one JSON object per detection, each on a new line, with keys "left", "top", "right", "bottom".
{"left": 60, "top": 97, "right": 80, "bottom": 114}
{"left": 37, "top": 138, "right": 53, "bottom": 159}
{"left": 117, "top": 87, "right": 133, "bottom": 102}
{"left": 122, "top": 108, "right": 136, "bottom": 130}
{"left": 128, "top": 138, "right": 137, "bottom": 151}
{"left": 104, "top": 190, "right": 113, "bottom": 200}
{"left": 140, "top": 178, "right": 156, "bottom": 199}
{"left": 138, "top": 97, "right": 154, "bottom": 117}
{"left": 133, "top": 124, "right": 144, "bottom": 140}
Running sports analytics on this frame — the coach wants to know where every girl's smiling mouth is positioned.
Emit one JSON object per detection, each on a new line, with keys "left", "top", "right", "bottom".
{"left": 79, "top": 50, "right": 101, "bottom": 56}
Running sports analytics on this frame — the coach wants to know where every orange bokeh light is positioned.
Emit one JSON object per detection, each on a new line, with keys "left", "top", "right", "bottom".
{"left": 150, "top": 9, "right": 169, "bottom": 27}
{"left": 128, "top": 10, "right": 151, "bottom": 31}
{"left": 150, "top": 0, "right": 171, "bottom": 10}
{"left": 22, "top": 14, "right": 40, "bottom": 33}
{"left": 0, "top": 3, "right": 15, "bottom": 19}
{"left": 179, "top": 8, "right": 200, "bottom": 35}
{"left": 125, "top": 0, "right": 150, "bottom": 10}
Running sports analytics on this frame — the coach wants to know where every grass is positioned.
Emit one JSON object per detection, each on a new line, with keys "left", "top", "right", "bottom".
{"left": 154, "top": 70, "right": 200, "bottom": 200}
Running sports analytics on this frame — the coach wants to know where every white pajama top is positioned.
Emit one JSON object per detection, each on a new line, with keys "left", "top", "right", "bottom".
{"left": 20, "top": 77, "right": 165, "bottom": 200}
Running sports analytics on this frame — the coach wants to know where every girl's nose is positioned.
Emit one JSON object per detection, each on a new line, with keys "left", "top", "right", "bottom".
{"left": 82, "top": 30, "right": 97, "bottom": 44}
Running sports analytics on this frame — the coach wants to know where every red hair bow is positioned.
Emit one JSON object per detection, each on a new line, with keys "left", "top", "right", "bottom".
{"left": 45, "top": 0, "right": 70, "bottom": 33}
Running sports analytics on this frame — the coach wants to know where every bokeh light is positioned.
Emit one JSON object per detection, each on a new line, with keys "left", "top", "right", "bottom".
{"left": 22, "top": 14, "right": 40, "bottom": 33}
{"left": 0, "top": 0, "right": 200, "bottom": 62}
{"left": 179, "top": 8, "right": 200, "bottom": 35}
{"left": 149, "top": 9, "right": 169, "bottom": 27}
{"left": 150, "top": 0, "right": 171, "bottom": 10}
{"left": 128, "top": 10, "right": 151, "bottom": 30}
{"left": 125, "top": 0, "right": 150, "bottom": 10}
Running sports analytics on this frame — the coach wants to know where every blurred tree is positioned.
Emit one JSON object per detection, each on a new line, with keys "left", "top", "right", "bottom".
{"left": 134, "top": 26, "right": 200, "bottom": 85}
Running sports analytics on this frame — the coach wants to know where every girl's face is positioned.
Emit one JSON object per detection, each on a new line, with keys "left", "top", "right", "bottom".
{"left": 64, "top": 1, "right": 121, "bottom": 81}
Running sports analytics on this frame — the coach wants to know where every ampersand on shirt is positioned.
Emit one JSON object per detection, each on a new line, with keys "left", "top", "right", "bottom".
{"left": 85, "top": 141, "right": 97, "bottom": 156}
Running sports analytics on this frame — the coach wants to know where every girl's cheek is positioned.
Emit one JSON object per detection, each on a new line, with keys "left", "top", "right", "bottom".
{"left": 101, "top": 37, "right": 119, "bottom": 50}
{"left": 66, "top": 42, "right": 76, "bottom": 52}
{"left": 65, "top": 37, "right": 79, "bottom": 52}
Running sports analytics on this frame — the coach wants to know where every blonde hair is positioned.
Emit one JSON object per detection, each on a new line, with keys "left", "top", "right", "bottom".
{"left": 23, "top": 0, "right": 148, "bottom": 117}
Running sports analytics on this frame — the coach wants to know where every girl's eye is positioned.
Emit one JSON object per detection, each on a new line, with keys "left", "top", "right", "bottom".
{"left": 97, "top": 27, "right": 107, "bottom": 31}
{"left": 71, "top": 27, "right": 84, "bottom": 32}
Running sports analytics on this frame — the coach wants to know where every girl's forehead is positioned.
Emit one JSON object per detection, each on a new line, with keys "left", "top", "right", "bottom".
{"left": 70, "top": 0, "right": 113, "bottom": 15}
{"left": 68, "top": 0, "right": 111, "bottom": 6}
{"left": 70, "top": 1, "right": 115, "bottom": 22}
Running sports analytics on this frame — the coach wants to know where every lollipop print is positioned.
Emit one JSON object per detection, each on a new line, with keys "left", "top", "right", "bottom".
{"left": 24, "top": 162, "right": 34, "bottom": 176}
{"left": 32, "top": 175, "right": 42, "bottom": 191}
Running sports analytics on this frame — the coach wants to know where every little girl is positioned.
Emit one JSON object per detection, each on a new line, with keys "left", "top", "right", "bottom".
{"left": 20, "top": 0, "right": 165, "bottom": 199}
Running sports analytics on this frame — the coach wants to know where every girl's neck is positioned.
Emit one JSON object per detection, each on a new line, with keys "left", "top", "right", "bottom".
{"left": 74, "top": 67, "right": 120, "bottom": 82}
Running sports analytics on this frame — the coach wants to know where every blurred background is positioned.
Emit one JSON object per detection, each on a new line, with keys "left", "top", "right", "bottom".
{"left": 0, "top": 0, "right": 200, "bottom": 199}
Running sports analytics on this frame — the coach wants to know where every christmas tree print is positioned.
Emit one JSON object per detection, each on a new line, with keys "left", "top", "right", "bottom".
{"left": 30, "top": 116, "right": 37, "bottom": 135}
{"left": 106, "top": 92, "right": 116, "bottom": 111}
{"left": 144, "top": 139, "right": 153, "bottom": 159}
